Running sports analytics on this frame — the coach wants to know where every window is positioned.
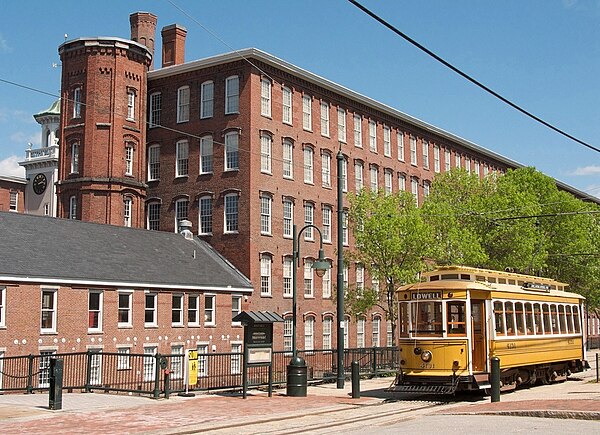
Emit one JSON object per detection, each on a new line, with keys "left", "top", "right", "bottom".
{"left": 127, "top": 89, "right": 136, "bottom": 120}
{"left": 303, "top": 147, "right": 314, "bottom": 184}
{"left": 171, "top": 294, "right": 183, "bottom": 326}
{"left": 177, "top": 86, "right": 190, "bottom": 123}
{"left": 9, "top": 191, "right": 17, "bottom": 212}
{"left": 384, "top": 169, "right": 393, "bottom": 195}
{"left": 224, "top": 131, "right": 239, "bottom": 171}
{"left": 199, "top": 196, "right": 212, "bottom": 235}
{"left": 69, "top": 195, "right": 77, "bottom": 219}
{"left": 455, "top": 153, "right": 461, "bottom": 168}
{"left": 123, "top": 197, "right": 132, "bottom": 227}
{"left": 355, "top": 161, "right": 364, "bottom": 192}
{"left": 344, "top": 317, "right": 350, "bottom": 348}
{"left": 323, "top": 316, "right": 333, "bottom": 350}
{"left": 322, "top": 205, "right": 332, "bottom": 243}
{"left": 148, "top": 145, "right": 160, "bottom": 181}
{"left": 117, "top": 347, "right": 131, "bottom": 370}
{"left": 302, "top": 94, "right": 312, "bottom": 130}
{"left": 354, "top": 114, "right": 362, "bottom": 147}
{"left": 465, "top": 157, "right": 471, "bottom": 174}
{"left": 197, "top": 344, "right": 208, "bottom": 377}
{"left": 147, "top": 202, "right": 160, "bottom": 231}
{"left": 304, "top": 315, "right": 315, "bottom": 351}
{"left": 145, "top": 293, "right": 157, "bottom": 327}
{"left": 372, "top": 317, "right": 381, "bottom": 347}
{"left": 0, "top": 287, "right": 5, "bottom": 327}
{"left": 175, "top": 198, "right": 189, "bottom": 233}
{"left": 282, "top": 86, "right": 292, "bottom": 124}
{"left": 260, "top": 194, "right": 272, "bottom": 235}
{"left": 224, "top": 193, "right": 239, "bottom": 233}
{"left": 447, "top": 301, "right": 467, "bottom": 336}
{"left": 474, "top": 161, "right": 480, "bottom": 176}
{"left": 356, "top": 264, "right": 364, "bottom": 292}
{"left": 231, "top": 343, "right": 242, "bottom": 374}
{"left": 200, "top": 81, "right": 214, "bottom": 118}
{"left": 445, "top": 149, "right": 451, "bottom": 172}
{"left": 143, "top": 346, "right": 157, "bottom": 382}
{"left": 86, "top": 289, "right": 102, "bottom": 332}
{"left": 204, "top": 294, "right": 215, "bottom": 325}
{"left": 283, "top": 198, "right": 293, "bottom": 238}
{"left": 397, "top": 132, "right": 405, "bottom": 161}
{"left": 71, "top": 142, "right": 79, "bottom": 173}
{"left": 387, "top": 320, "right": 393, "bottom": 346}
{"left": 176, "top": 140, "right": 189, "bottom": 177}
{"left": 320, "top": 102, "right": 329, "bottom": 136}
{"left": 232, "top": 295, "right": 242, "bottom": 324}
{"left": 261, "top": 78, "right": 271, "bottom": 117}
{"left": 369, "top": 120, "right": 377, "bottom": 152}
{"left": 260, "top": 133, "right": 272, "bottom": 174}
{"left": 188, "top": 294, "right": 200, "bottom": 326}
{"left": 321, "top": 152, "right": 331, "bottom": 188}
{"left": 304, "top": 203, "right": 314, "bottom": 241}
{"left": 423, "top": 181, "right": 430, "bottom": 198}
{"left": 118, "top": 291, "right": 132, "bottom": 327}
{"left": 284, "top": 318, "right": 293, "bottom": 352}
{"left": 200, "top": 135, "right": 213, "bottom": 174}
{"left": 342, "top": 158, "right": 348, "bottom": 192}
{"left": 413, "top": 301, "right": 443, "bottom": 336}
{"left": 422, "top": 140, "right": 430, "bottom": 169}
{"left": 434, "top": 145, "right": 440, "bottom": 173}
{"left": 337, "top": 108, "right": 346, "bottom": 142}
{"left": 410, "top": 136, "right": 417, "bottom": 166}
{"left": 323, "top": 267, "right": 332, "bottom": 299}
{"left": 343, "top": 265, "right": 349, "bottom": 291}
{"left": 357, "top": 318, "right": 365, "bottom": 348}
{"left": 283, "top": 256, "right": 293, "bottom": 298}
{"left": 370, "top": 165, "right": 378, "bottom": 192}
{"left": 149, "top": 92, "right": 161, "bottom": 127}
{"left": 73, "top": 87, "right": 82, "bottom": 118}
{"left": 411, "top": 178, "right": 419, "bottom": 206}
{"left": 304, "top": 259, "right": 314, "bottom": 297}
{"left": 342, "top": 211, "right": 349, "bottom": 246}
{"left": 484, "top": 165, "right": 489, "bottom": 176}
{"left": 170, "top": 345, "right": 184, "bottom": 380}
{"left": 38, "top": 351, "right": 57, "bottom": 388}
{"left": 383, "top": 126, "right": 391, "bottom": 157}
{"left": 41, "top": 289, "right": 57, "bottom": 333}
{"left": 126, "top": 144, "right": 135, "bottom": 176}
{"left": 225, "top": 75, "right": 239, "bottom": 114}
{"left": 282, "top": 138, "right": 293, "bottom": 179}
{"left": 260, "top": 254, "right": 272, "bottom": 296}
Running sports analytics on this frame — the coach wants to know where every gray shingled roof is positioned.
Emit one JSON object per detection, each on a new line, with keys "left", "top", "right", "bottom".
{"left": 232, "top": 311, "right": 284, "bottom": 324}
{"left": 0, "top": 212, "right": 253, "bottom": 292}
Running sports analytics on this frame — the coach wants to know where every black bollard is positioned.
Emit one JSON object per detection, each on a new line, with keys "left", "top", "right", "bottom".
{"left": 490, "top": 356, "right": 500, "bottom": 403}
{"left": 164, "top": 369, "right": 171, "bottom": 399}
{"left": 49, "top": 358, "right": 64, "bottom": 410}
{"left": 351, "top": 361, "right": 360, "bottom": 399}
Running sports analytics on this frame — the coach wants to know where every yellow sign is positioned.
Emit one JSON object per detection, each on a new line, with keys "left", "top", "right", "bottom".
{"left": 188, "top": 349, "right": 198, "bottom": 386}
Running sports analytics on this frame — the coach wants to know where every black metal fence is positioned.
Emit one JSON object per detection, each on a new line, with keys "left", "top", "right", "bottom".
{"left": 0, "top": 347, "right": 398, "bottom": 397}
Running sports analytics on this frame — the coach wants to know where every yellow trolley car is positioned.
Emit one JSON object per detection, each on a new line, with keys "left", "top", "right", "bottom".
{"left": 389, "top": 266, "right": 587, "bottom": 394}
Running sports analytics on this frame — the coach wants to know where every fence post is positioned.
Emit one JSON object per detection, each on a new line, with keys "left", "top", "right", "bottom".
{"left": 153, "top": 353, "right": 162, "bottom": 399}
{"left": 84, "top": 350, "right": 92, "bottom": 393}
{"left": 26, "top": 354, "right": 34, "bottom": 394}
{"left": 372, "top": 347, "right": 377, "bottom": 377}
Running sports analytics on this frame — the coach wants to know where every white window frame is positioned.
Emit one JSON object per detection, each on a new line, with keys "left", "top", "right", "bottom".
{"left": 88, "top": 349, "right": 103, "bottom": 386}
{"left": 304, "top": 316, "right": 315, "bottom": 351}
{"left": 224, "top": 131, "right": 239, "bottom": 171}
{"left": 411, "top": 177, "right": 419, "bottom": 206}
{"left": 342, "top": 211, "right": 349, "bottom": 246}
{"left": 260, "top": 194, "right": 272, "bottom": 235}
{"left": 323, "top": 317, "right": 333, "bottom": 350}
{"left": 148, "top": 144, "right": 160, "bottom": 181}
{"left": 302, "top": 94, "right": 312, "bottom": 131}
{"left": 282, "top": 86, "right": 293, "bottom": 124}
{"left": 369, "top": 120, "right": 377, "bottom": 152}
{"left": 200, "top": 81, "right": 214, "bottom": 119}
{"left": 337, "top": 108, "right": 346, "bottom": 143}
{"left": 123, "top": 197, "right": 132, "bottom": 228}
{"left": 282, "top": 138, "right": 293, "bottom": 179}
{"left": 177, "top": 86, "right": 190, "bottom": 123}
{"left": 398, "top": 174, "right": 406, "bottom": 191}
{"left": 172, "top": 293, "right": 184, "bottom": 327}
{"left": 384, "top": 169, "right": 393, "bottom": 195}
{"left": 73, "top": 87, "right": 82, "bottom": 118}
{"left": 284, "top": 318, "right": 293, "bottom": 352}
{"left": 224, "top": 193, "right": 239, "bottom": 233}
{"left": 303, "top": 147, "right": 314, "bottom": 184}
{"left": 465, "top": 156, "right": 472, "bottom": 174}
{"left": 354, "top": 114, "right": 362, "bottom": 148}
{"left": 0, "top": 286, "right": 5, "bottom": 328}
{"left": 225, "top": 75, "right": 239, "bottom": 114}
{"left": 283, "top": 256, "right": 293, "bottom": 298}
{"left": 188, "top": 294, "right": 200, "bottom": 326}
{"left": 322, "top": 205, "right": 332, "bottom": 243}
{"left": 320, "top": 102, "right": 329, "bottom": 137}
{"left": 117, "top": 346, "right": 131, "bottom": 370}
{"left": 170, "top": 345, "right": 184, "bottom": 380}
{"left": 204, "top": 294, "right": 216, "bottom": 326}
{"left": 147, "top": 202, "right": 160, "bottom": 231}
{"left": 355, "top": 161, "right": 364, "bottom": 192}
{"left": 260, "top": 254, "right": 272, "bottom": 296}
{"left": 370, "top": 166, "right": 378, "bottom": 192}
{"left": 176, "top": 140, "right": 189, "bottom": 177}
{"left": 70, "top": 142, "right": 79, "bottom": 174}
{"left": 41, "top": 288, "right": 57, "bottom": 333}
{"left": 422, "top": 140, "right": 430, "bottom": 169}
{"left": 125, "top": 144, "right": 134, "bottom": 175}
{"left": 232, "top": 295, "right": 242, "bottom": 325}
{"left": 383, "top": 125, "right": 391, "bottom": 157}
{"left": 455, "top": 153, "right": 461, "bottom": 168}
{"left": 200, "top": 135, "right": 213, "bottom": 174}
{"left": 397, "top": 131, "right": 405, "bottom": 161}
{"left": 356, "top": 264, "right": 364, "bottom": 292}
{"left": 118, "top": 290, "right": 133, "bottom": 328}
{"left": 283, "top": 198, "right": 294, "bottom": 239}
{"left": 424, "top": 181, "right": 430, "bottom": 197}
{"left": 434, "top": 145, "right": 440, "bottom": 173}
{"left": 199, "top": 196, "right": 212, "bottom": 235}
{"left": 372, "top": 317, "right": 381, "bottom": 347}
{"left": 260, "top": 133, "right": 272, "bottom": 174}
{"left": 231, "top": 343, "right": 243, "bottom": 374}
{"left": 9, "top": 191, "right": 18, "bottom": 212}
{"left": 175, "top": 198, "right": 189, "bottom": 233}
{"left": 304, "top": 203, "right": 314, "bottom": 241}
{"left": 321, "top": 152, "right": 331, "bottom": 188}
{"left": 69, "top": 195, "right": 77, "bottom": 219}
{"left": 357, "top": 318, "right": 365, "bottom": 348}
{"left": 342, "top": 158, "right": 348, "bottom": 192}
{"left": 410, "top": 136, "right": 417, "bottom": 166}
{"left": 127, "top": 89, "right": 136, "bottom": 121}
{"left": 261, "top": 78, "right": 272, "bottom": 118}
{"left": 322, "top": 267, "right": 332, "bottom": 299}
{"left": 145, "top": 292, "right": 158, "bottom": 327}
{"left": 143, "top": 346, "right": 157, "bottom": 382}
{"left": 445, "top": 149, "right": 451, "bottom": 172}
{"left": 149, "top": 92, "right": 161, "bottom": 128}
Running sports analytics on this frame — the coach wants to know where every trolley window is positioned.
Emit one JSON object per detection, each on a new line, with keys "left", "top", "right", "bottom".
{"left": 399, "top": 302, "right": 409, "bottom": 337}
{"left": 514, "top": 302, "right": 525, "bottom": 335}
{"left": 494, "top": 301, "right": 505, "bottom": 336}
{"left": 573, "top": 306, "right": 581, "bottom": 333}
{"left": 411, "top": 301, "right": 443, "bottom": 336}
{"left": 525, "top": 302, "right": 534, "bottom": 334}
{"left": 505, "top": 302, "right": 516, "bottom": 336}
{"left": 558, "top": 305, "right": 566, "bottom": 334}
{"left": 447, "top": 301, "right": 466, "bottom": 336}
{"left": 565, "top": 305, "right": 574, "bottom": 334}
{"left": 533, "top": 303, "right": 543, "bottom": 334}
{"left": 542, "top": 303, "right": 551, "bottom": 333}
{"left": 550, "top": 304, "right": 559, "bottom": 334}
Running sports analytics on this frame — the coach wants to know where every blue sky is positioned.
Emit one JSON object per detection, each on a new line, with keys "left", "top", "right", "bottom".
{"left": 1, "top": 0, "right": 599, "bottom": 197}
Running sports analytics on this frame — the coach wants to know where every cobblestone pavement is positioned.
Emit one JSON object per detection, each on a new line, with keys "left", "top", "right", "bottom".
{"left": 0, "top": 350, "right": 597, "bottom": 434}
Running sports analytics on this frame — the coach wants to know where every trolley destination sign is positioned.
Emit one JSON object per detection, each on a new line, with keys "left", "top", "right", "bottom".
{"left": 411, "top": 291, "right": 442, "bottom": 300}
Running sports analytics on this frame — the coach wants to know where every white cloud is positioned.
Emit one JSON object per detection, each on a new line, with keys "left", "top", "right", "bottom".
{"left": 0, "top": 33, "right": 11, "bottom": 53}
{"left": 570, "top": 165, "right": 600, "bottom": 176}
{"left": 9, "top": 131, "right": 40, "bottom": 146}
{"left": 0, "top": 156, "right": 25, "bottom": 177}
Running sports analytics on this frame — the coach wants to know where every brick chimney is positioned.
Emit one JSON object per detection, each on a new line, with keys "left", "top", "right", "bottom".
{"left": 161, "top": 24, "right": 187, "bottom": 68}
{"left": 130, "top": 12, "right": 158, "bottom": 69}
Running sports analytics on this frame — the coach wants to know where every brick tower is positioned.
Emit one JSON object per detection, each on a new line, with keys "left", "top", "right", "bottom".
{"left": 56, "top": 15, "right": 155, "bottom": 227}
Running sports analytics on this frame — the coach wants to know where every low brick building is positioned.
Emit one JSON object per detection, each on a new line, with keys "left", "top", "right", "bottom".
{"left": 0, "top": 211, "right": 253, "bottom": 362}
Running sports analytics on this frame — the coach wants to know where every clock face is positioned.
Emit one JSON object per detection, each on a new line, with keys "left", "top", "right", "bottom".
{"left": 33, "top": 173, "right": 47, "bottom": 195}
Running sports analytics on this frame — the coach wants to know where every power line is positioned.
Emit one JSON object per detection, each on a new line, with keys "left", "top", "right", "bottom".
{"left": 347, "top": 0, "right": 599, "bottom": 154}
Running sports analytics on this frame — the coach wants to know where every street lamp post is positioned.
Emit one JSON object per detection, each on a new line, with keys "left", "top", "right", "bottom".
{"left": 336, "top": 147, "right": 345, "bottom": 389}
{"left": 286, "top": 223, "right": 331, "bottom": 397}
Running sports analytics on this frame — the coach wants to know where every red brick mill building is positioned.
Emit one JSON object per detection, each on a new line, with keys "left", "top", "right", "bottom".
{"left": 22, "top": 11, "right": 590, "bottom": 359}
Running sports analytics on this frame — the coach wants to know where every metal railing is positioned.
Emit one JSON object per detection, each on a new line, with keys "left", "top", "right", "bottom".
{"left": 0, "top": 347, "right": 398, "bottom": 396}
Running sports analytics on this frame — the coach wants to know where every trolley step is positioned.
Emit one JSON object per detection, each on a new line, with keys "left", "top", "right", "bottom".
{"left": 386, "top": 383, "right": 458, "bottom": 395}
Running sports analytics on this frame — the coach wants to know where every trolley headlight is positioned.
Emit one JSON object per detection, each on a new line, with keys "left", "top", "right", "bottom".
{"left": 421, "top": 350, "right": 433, "bottom": 363}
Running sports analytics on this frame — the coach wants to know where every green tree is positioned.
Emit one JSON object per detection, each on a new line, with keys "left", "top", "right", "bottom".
{"left": 344, "top": 189, "right": 432, "bottom": 341}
